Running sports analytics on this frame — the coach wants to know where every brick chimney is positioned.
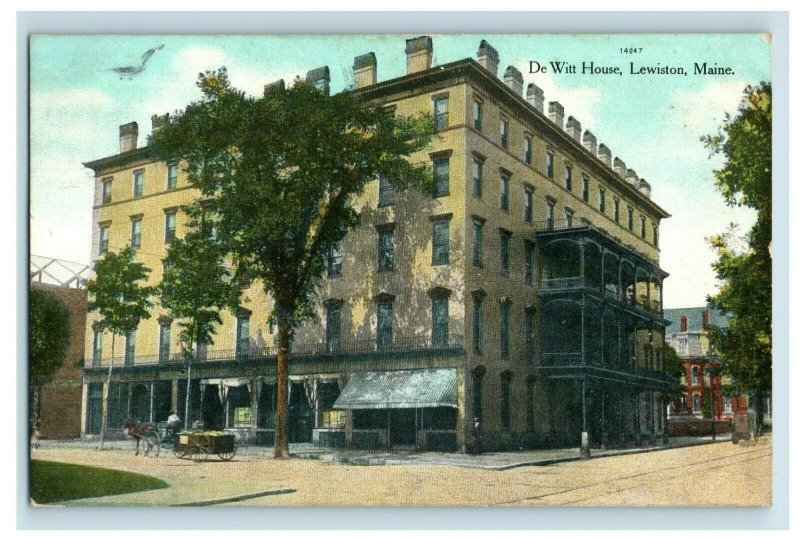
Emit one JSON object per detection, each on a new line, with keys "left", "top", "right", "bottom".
{"left": 353, "top": 52, "right": 377, "bottom": 89}
{"left": 625, "top": 168, "right": 639, "bottom": 186}
{"left": 503, "top": 66, "right": 523, "bottom": 96}
{"left": 526, "top": 82, "right": 544, "bottom": 112}
{"left": 548, "top": 101, "right": 564, "bottom": 129}
{"left": 263, "top": 79, "right": 285, "bottom": 96}
{"left": 566, "top": 116, "right": 581, "bottom": 141}
{"left": 477, "top": 39, "right": 499, "bottom": 76}
{"left": 638, "top": 178, "right": 651, "bottom": 198}
{"left": 306, "top": 66, "right": 330, "bottom": 95}
{"left": 582, "top": 130, "right": 597, "bottom": 155}
{"left": 613, "top": 157, "right": 627, "bottom": 178}
{"left": 598, "top": 144, "right": 612, "bottom": 167}
{"left": 702, "top": 309, "right": 709, "bottom": 331}
{"left": 405, "top": 36, "right": 433, "bottom": 74}
{"left": 119, "top": 122, "right": 138, "bottom": 153}
{"left": 151, "top": 113, "right": 169, "bottom": 135}
{"left": 680, "top": 315, "right": 688, "bottom": 332}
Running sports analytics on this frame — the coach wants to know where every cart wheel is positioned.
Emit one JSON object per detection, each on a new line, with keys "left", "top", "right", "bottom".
{"left": 173, "top": 446, "right": 187, "bottom": 459}
{"left": 218, "top": 451, "right": 236, "bottom": 461}
{"left": 732, "top": 433, "right": 740, "bottom": 444}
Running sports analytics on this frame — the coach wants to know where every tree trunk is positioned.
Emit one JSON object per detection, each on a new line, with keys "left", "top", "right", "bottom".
{"left": 99, "top": 333, "right": 115, "bottom": 449}
{"left": 274, "top": 319, "right": 290, "bottom": 459}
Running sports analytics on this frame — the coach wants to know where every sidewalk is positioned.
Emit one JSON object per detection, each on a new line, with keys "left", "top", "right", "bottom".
{"left": 33, "top": 433, "right": 732, "bottom": 470}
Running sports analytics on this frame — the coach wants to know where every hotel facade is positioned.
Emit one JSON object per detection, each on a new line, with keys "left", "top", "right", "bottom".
{"left": 81, "top": 36, "right": 673, "bottom": 453}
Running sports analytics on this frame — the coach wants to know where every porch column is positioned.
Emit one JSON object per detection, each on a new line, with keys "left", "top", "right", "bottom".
{"left": 127, "top": 382, "right": 133, "bottom": 419}
{"left": 600, "top": 387, "right": 607, "bottom": 450}
{"left": 149, "top": 381, "right": 155, "bottom": 423}
{"left": 250, "top": 379, "right": 260, "bottom": 444}
{"left": 650, "top": 392, "right": 657, "bottom": 445}
{"left": 635, "top": 391, "right": 642, "bottom": 446}
{"left": 80, "top": 382, "right": 88, "bottom": 437}
{"left": 581, "top": 378, "right": 590, "bottom": 459}
{"left": 171, "top": 379, "right": 179, "bottom": 413}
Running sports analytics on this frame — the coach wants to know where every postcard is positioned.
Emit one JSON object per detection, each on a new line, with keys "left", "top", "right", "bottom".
{"left": 28, "top": 31, "right": 773, "bottom": 508}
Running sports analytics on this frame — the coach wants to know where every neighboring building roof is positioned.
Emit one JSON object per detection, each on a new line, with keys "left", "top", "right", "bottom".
{"left": 663, "top": 306, "right": 728, "bottom": 336}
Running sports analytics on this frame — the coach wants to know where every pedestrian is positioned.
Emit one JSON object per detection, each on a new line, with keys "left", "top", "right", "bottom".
{"left": 167, "top": 411, "right": 181, "bottom": 435}
{"left": 473, "top": 417, "right": 483, "bottom": 455}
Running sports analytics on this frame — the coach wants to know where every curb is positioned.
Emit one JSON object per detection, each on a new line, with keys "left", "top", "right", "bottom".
{"left": 490, "top": 438, "right": 728, "bottom": 471}
{"left": 173, "top": 488, "right": 297, "bottom": 506}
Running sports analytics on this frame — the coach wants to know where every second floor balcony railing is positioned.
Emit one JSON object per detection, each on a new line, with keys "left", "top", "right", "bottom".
{"left": 87, "top": 333, "right": 465, "bottom": 369}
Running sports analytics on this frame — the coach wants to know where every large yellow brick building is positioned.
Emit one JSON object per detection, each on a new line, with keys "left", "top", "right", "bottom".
{"left": 82, "top": 36, "right": 672, "bottom": 453}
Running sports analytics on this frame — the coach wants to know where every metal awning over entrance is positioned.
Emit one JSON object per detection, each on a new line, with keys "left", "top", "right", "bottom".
{"left": 333, "top": 368, "right": 457, "bottom": 410}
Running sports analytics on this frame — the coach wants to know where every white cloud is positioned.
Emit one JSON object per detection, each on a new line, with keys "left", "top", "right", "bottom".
{"left": 31, "top": 87, "right": 112, "bottom": 111}
{"left": 666, "top": 79, "right": 750, "bottom": 137}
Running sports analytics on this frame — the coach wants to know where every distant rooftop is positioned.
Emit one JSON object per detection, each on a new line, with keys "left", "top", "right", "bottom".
{"left": 663, "top": 305, "right": 728, "bottom": 335}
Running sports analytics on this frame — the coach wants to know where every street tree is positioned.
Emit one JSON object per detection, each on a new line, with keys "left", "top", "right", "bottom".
{"left": 153, "top": 69, "right": 435, "bottom": 458}
{"left": 29, "top": 288, "right": 70, "bottom": 429}
{"left": 85, "top": 246, "right": 155, "bottom": 448}
{"left": 159, "top": 225, "right": 241, "bottom": 427}
{"left": 660, "top": 344, "right": 684, "bottom": 403}
{"left": 702, "top": 82, "right": 771, "bottom": 432}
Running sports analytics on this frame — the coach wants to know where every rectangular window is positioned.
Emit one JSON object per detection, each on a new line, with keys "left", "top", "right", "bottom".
{"left": 627, "top": 207, "right": 634, "bottom": 231}
{"left": 167, "top": 163, "right": 178, "bottom": 189}
{"left": 130, "top": 217, "right": 142, "bottom": 249}
{"left": 500, "top": 118, "right": 509, "bottom": 148}
{"left": 378, "top": 175, "right": 396, "bottom": 207}
{"left": 377, "top": 228, "right": 394, "bottom": 272}
{"left": 432, "top": 219, "right": 450, "bottom": 266}
{"left": 614, "top": 198, "right": 620, "bottom": 223}
{"left": 500, "top": 173, "right": 510, "bottom": 212}
{"left": 133, "top": 170, "right": 144, "bottom": 197}
{"left": 599, "top": 188, "right": 606, "bottom": 213}
{"left": 236, "top": 315, "right": 250, "bottom": 359}
{"left": 101, "top": 178, "right": 112, "bottom": 204}
{"left": 472, "top": 218, "right": 484, "bottom": 267}
{"left": 565, "top": 208, "right": 574, "bottom": 228}
{"left": 326, "top": 303, "right": 341, "bottom": 353}
{"left": 473, "top": 100, "right": 482, "bottom": 131}
{"left": 546, "top": 151, "right": 554, "bottom": 178}
{"left": 692, "top": 394, "right": 701, "bottom": 413}
{"left": 433, "top": 96, "right": 448, "bottom": 131}
{"left": 124, "top": 329, "right": 136, "bottom": 365}
{"left": 99, "top": 225, "right": 110, "bottom": 255}
{"left": 723, "top": 396, "right": 732, "bottom": 413}
{"left": 691, "top": 366, "right": 699, "bottom": 385}
{"left": 524, "top": 135, "right": 532, "bottom": 164}
{"left": 92, "top": 330, "right": 102, "bottom": 367}
{"left": 546, "top": 200, "right": 555, "bottom": 230}
{"left": 472, "top": 158, "right": 483, "bottom": 198}
{"left": 472, "top": 296, "right": 484, "bottom": 353}
{"left": 159, "top": 323, "right": 170, "bottom": 363}
{"left": 641, "top": 216, "right": 647, "bottom": 239}
{"left": 582, "top": 174, "right": 590, "bottom": 202}
{"left": 377, "top": 299, "right": 393, "bottom": 350}
{"left": 164, "top": 211, "right": 177, "bottom": 243}
{"left": 524, "top": 240, "right": 535, "bottom": 285}
{"left": 564, "top": 166, "right": 572, "bottom": 191}
{"left": 162, "top": 260, "right": 173, "bottom": 297}
{"left": 500, "top": 374, "right": 511, "bottom": 429}
{"left": 432, "top": 296, "right": 449, "bottom": 348}
{"left": 499, "top": 229, "right": 511, "bottom": 275}
{"left": 433, "top": 157, "right": 449, "bottom": 197}
{"left": 525, "top": 309, "right": 535, "bottom": 363}
{"left": 328, "top": 240, "right": 343, "bottom": 278}
{"left": 653, "top": 224, "right": 659, "bottom": 247}
{"left": 524, "top": 187, "right": 533, "bottom": 223}
{"left": 500, "top": 303, "right": 511, "bottom": 359}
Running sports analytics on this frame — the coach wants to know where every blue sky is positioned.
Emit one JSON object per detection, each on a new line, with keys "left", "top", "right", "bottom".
{"left": 29, "top": 33, "right": 771, "bottom": 308}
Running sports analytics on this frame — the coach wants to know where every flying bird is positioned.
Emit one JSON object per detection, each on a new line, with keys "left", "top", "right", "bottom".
{"left": 111, "top": 44, "right": 165, "bottom": 80}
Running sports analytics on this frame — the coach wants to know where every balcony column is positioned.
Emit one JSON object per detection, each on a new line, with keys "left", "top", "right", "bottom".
{"left": 581, "top": 377, "right": 590, "bottom": 459}
{"left": 635, "top": 391, "right": 642, "bottom": 446}
{"left": 646, "top": 274, "right": 651, "bottom": 311}
{"left": 580, "top": 241, "right": 590, "bottom": 459}
{"left": 171, "top": 379, "right": 179, "bottom": 413}
{"left": 250, "top": 379, "right": 260, "bottom": 444}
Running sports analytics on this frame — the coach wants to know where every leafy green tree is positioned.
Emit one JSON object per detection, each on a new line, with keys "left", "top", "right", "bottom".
{"left": 661, "top": 344, "right": 684, "bottom": 402}
{"left": 159, "top": 227, "right": 241, "bottom": 427}
{"left": 85, "top": 247, "right": 155, "bottom": 448}
{"left": 29, "top": 288, "right": 70, "bottom": 429}
{"left": 153, "top": 69, "right": 435, "bottom": 458}
{"left": 702, "top": 82, "right": 771, "bottom": 433}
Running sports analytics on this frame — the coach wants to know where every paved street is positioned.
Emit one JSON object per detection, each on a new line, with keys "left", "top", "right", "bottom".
{"left": 30, "top": 434, "right": 771, "bottom": 507}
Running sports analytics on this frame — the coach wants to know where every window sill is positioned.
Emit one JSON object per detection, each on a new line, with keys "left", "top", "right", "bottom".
{"left": 432, "top": 261, "right": 450, "bottom": 267}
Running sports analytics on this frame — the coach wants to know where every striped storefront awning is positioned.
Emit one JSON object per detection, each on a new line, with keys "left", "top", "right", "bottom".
{"left": 333, "top": 368, "right": 457, "bottom": 410}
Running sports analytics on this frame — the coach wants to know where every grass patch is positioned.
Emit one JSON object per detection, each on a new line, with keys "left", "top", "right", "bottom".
{"left": 30, "top": 460, "right": 169, "bottom": 504}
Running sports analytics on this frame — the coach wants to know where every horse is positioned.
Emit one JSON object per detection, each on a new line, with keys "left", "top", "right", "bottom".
{"left": 123, "top": 419, "right": 160, "bottom": 457}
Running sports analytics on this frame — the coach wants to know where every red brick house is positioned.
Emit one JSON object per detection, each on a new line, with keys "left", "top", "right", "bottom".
{"left": 663, "top": 306, "right": 747, "bottom": 421}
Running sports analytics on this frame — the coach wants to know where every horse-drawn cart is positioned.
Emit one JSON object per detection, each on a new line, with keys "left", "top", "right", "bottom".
{"left": 174, "top": 430, "right": 236, "bottom": 461}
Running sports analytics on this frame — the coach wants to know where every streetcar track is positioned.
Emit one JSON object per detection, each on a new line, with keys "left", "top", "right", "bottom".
{"left": 497, "top": 445, "right": 770, "bottom": 506}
